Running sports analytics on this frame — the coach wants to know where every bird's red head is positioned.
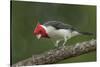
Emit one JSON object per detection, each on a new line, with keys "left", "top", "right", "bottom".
{"left": 33, "top": 23, "right": 49, "bottom": 39}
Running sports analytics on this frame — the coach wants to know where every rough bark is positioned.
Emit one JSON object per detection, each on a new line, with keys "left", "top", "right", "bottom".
{"left": 12, "top": 39, "right": 96, "bottom": 67}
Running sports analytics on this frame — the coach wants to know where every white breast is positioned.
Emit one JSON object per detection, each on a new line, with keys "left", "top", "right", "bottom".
{"left": 42, "top": 26, "right": 72, "bottom": 40}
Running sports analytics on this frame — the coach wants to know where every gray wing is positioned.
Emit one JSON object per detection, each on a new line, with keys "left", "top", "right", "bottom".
{"left": 43, "top": 21, "right": 76, "bottom": 31}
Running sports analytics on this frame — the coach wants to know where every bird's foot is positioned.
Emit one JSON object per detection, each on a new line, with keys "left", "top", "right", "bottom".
{"left": 63, "top": 45, "right": 66, "bottom": 48}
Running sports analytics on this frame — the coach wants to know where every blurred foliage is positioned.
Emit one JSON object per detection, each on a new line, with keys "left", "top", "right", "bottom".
{"left": 11, "top": 1, "right": 96, "bottom": 64}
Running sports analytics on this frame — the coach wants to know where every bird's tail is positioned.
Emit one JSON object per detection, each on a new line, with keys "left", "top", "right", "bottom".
{"left": 79, "top": 32, "right": 94, "bottom": 35}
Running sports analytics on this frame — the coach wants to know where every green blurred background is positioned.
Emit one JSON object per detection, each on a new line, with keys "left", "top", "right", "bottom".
{"left": 11, "top": 1, "right": 96, "bottom": 64}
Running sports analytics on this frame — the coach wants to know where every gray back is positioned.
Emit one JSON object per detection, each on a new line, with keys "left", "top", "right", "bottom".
{"left": 43, "top": 21, "right": 76, "bottom": 31}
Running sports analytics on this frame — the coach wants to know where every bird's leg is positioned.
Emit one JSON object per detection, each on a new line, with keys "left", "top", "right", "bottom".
{"left": 50, "top": 39, "right": 60, "bottom": 47}
{"left": 55, "top": 40, "right": 60, "bottom": 47}
{"left": 62, "top": 37, "right": 67, "bottom": 47}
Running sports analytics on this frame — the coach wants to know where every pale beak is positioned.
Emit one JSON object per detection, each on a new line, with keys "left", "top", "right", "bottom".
{"left": 36, "top": 34, "right": 41, "bottom": 39}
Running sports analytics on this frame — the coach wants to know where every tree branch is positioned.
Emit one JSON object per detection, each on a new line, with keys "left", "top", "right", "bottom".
{"left": 12, "top": 39, "right": 96, "bottom": 67}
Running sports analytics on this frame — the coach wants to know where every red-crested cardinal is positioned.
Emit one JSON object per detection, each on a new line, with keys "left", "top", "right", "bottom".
{"left": 33, "top": 21, "right": 93, "bottom": 47}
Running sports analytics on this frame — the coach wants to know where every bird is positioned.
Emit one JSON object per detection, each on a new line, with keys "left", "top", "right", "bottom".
{"left": 33, "top": 21, "right": 93, "bottom": 47}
